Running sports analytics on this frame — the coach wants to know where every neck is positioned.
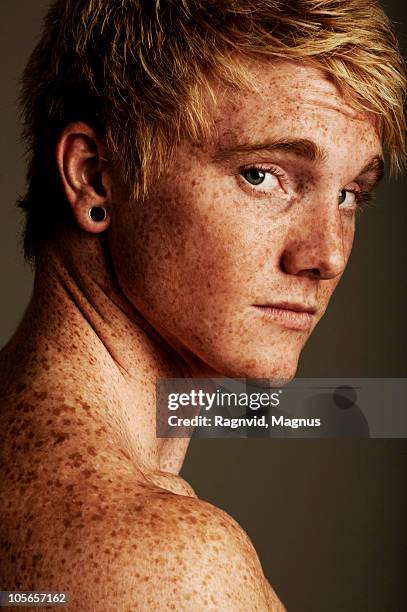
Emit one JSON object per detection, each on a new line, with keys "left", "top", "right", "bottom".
{"left": 2, "top": 228, "right": 203, "bottom": 477}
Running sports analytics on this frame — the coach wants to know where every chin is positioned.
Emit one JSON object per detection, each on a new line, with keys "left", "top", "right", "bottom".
{"left": 238, "top": 359, "right": 299, "bottom": 383}
{"left": 202, "top": 342, "right": 302, "bottom": 383}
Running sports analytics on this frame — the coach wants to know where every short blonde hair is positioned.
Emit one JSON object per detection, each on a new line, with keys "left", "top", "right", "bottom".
{"left": 20, "top": 0, "right": 406, "bottom": 258}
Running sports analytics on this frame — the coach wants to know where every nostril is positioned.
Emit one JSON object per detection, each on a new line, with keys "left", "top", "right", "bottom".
{"left": 279, "top": 257, "right": 288, "bottom": 274}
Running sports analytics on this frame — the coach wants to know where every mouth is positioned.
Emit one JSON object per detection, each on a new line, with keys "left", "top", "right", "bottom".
{"left": 253, "top": 302, "right": 316, "bottom": 331}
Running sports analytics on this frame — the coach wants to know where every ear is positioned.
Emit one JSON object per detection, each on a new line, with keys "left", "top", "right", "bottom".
{"left": 56, "top": 122, "right": 112, "bottom": 233}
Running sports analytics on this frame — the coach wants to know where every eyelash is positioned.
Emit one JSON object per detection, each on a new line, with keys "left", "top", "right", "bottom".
{"left": 237, "top": 164, "right": 288, "bottom": 194}
{"left": 347, "top": 189, "right": 375, "bottom": 211}
{"left": 237, "top": 164, "right": 375, "bottom": 212}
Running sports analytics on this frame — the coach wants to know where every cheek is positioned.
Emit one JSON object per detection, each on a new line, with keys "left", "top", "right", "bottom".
{"left": 341, "top": 212, "right": 357, "bottom": 259}
{"left": 109, "top": 181, "right": 251, "bottom": 327}
{"left": 317, "top": 278, "right": 340, "bottom": 309}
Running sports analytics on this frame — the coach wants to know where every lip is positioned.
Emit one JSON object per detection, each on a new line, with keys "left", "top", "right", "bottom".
{"left": 253, "top": 302, "right": 316, "bottom": 331}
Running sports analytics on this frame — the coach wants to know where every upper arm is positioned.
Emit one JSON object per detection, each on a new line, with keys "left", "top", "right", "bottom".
{"left": 60, "top": 493, "right": 283, "bottom": 611}
{"left": 265, "top": 579, "right": 287, "bottom": 612}
{"left": 118, "top": 496, "right": 281, "bottom": 611}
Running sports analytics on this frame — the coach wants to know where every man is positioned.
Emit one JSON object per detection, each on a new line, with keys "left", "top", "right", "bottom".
{"left": 0, "top": 1, "right": 405, "bottom": 610}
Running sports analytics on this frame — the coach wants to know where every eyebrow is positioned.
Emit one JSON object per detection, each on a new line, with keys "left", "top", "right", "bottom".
{"left": 212, "top": 137, "right": 327, "bottom": 163}
{"left": 357, "top": 155, "right": 385, "bottom": 185}
{"left": 212, "top": 137, "right": 385, "bottom": 185}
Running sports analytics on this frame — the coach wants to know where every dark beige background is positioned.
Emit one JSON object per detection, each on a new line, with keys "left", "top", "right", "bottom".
{"left": 1, "top": 1, "right": 406, "bottom": 610}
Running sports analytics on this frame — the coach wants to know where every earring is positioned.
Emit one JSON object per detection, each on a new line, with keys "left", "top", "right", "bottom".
{"left": 89, "top": 206, "right": 107, "bottom": 222}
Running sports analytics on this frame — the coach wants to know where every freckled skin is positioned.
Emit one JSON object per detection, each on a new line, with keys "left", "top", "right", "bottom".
{"left": 0, "top": 60, "right": 381, "bottom": 610}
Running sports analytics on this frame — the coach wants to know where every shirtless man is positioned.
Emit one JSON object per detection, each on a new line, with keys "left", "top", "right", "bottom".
{"left": 0, "top": 1, "right": 405, "bottom": 610}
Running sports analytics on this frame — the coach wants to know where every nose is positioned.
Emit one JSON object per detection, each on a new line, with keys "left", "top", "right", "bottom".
{"left": 280, "top": 204, "right": 349, "bottom": 280}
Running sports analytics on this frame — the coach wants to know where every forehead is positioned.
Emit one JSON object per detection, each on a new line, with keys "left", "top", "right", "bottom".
{"left": 209, "top": 59, "right": 381, "bottom": 157}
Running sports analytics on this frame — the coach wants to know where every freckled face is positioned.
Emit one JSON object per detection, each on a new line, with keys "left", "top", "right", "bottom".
{"left": 109, "top": 60, "right": 383, "bottom": 379}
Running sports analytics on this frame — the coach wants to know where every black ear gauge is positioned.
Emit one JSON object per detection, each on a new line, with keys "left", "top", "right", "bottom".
{"left": 89, "top": 206, "right": 107, "bottom": 222}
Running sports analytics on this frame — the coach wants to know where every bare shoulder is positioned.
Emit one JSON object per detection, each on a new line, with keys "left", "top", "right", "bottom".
{"left": 62, "top": 489, "right": 284, "bottom": 611}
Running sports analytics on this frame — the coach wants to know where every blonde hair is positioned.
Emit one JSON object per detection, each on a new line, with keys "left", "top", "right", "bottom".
{"left": 20, "top": 0, "right": 406, "bottom": 258}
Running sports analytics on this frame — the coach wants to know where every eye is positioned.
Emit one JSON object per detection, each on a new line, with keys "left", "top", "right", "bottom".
{"left": 242, "top": 167, "right": 280, "bottom": 190}
{"left": 338, "top": 189, "right": 357, "bottom": 208}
